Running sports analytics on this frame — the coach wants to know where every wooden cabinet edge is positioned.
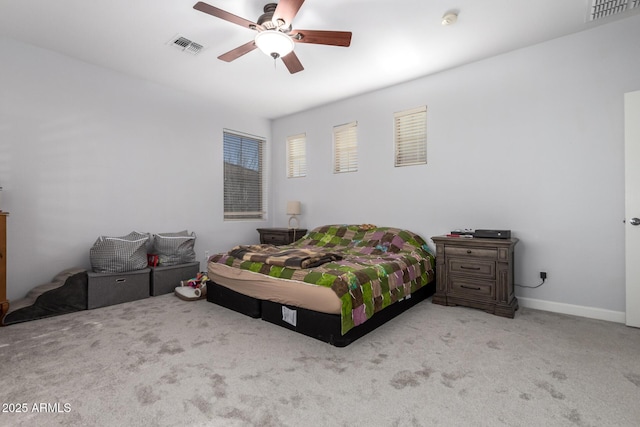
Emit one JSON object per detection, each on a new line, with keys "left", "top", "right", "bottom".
{"left": 0, "top": 212, "right": 8, "bottom": 325}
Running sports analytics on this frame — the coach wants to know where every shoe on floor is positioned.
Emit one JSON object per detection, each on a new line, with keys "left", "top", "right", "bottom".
{"left": 174, "top": 283, "right": 206, "bottom": 301}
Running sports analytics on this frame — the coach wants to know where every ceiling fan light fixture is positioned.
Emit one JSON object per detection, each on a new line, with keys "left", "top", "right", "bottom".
{"left": 441, "top": 11, "right": 458, "bottom": 26}
{"left": 255, "top": 30, "right": 294, "bottom": 59}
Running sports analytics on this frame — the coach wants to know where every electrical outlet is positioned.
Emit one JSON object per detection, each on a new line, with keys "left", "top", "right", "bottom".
{"left": 540, "top": 271, "right": 547, "bottom": 280}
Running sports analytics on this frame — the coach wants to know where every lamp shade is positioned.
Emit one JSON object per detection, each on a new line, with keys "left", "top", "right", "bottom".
{"left": 255, "top": 30, "right": 295, "bottom": 58}
{"left": 286, "top": 201, "right": 301, "bottom": 215}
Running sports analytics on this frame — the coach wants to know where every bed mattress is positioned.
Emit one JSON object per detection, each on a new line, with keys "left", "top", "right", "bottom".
{"left": 208, "top": 225, "right": 435, "bottom": 335}
{"left": 208, "top": 263, "right": 341, "bottom": 314}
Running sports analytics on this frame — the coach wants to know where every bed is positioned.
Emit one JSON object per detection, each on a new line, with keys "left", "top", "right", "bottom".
{"left": 206, "top": 224, "right": 436, "bottom": 346}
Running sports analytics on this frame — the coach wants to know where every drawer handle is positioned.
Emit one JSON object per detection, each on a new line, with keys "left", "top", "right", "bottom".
{"left": 116, "top": 278, "right": 127, "bottom": 283}
{"left": 461, "top": 285, "right": 481, "bottom": 291}
{"left": 467, "top": 250, "right": 472, "bottom": 254}
{"left": 460, "top": 266, "right": 481, "bottom": 270}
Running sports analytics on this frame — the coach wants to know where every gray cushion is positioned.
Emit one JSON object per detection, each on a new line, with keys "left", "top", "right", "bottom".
{"left": 152, "top": 231, "right": 196, "bottom": 266}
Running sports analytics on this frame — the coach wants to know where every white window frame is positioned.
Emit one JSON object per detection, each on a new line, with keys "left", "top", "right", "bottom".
{"left": 332, "top": 121, "right": 358, "bottom": 173}
{"left": 286, "top": 133, "right": 307, "bottom": 178}
{"left": 223, "top": 129, "right": 267, "bottom": 220}
{"left": 394, "top": 106, "right": 427, "bottom": 167}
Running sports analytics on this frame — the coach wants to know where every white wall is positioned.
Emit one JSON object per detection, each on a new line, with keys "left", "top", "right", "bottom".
{"left": 271, "top": 15, "right": 640, "bottom": 316}
{"left": 3, "top": 15, "right": 639, "bottom": 317}
{"left": 0, "top": 37, "right": 271, "bottom": 300}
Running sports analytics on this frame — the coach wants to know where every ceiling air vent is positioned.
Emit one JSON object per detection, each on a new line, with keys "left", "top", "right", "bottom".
{"left": 170, "top": 35, "right": 204, "bottom": 55}
{"left": 589, "top": 0, "right": 639, "bottom": 21}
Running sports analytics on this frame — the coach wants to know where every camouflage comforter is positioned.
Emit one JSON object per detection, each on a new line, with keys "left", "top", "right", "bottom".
{"left": 210, "top": 224, "right": 436, "bottom": 334}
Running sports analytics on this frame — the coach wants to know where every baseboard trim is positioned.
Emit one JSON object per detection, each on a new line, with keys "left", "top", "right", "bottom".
{"left": 518, "top": 297, "right": 626, "bottom": 324}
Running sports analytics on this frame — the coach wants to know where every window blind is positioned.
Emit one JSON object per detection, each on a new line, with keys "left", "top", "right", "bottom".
{"left": 223, "top": 130, "right": 266, "bottom": 220}
{"left": 287, "top": 133, "right": 307, "bottom": 178}
{"left": 589, "top": 0, "right": 637, "bottom": 20}
{"left": 394, "top": 106, "right": 427, "bottom": 167}
{"left": 333, "top": 121, "right": 358, "bottom": 173}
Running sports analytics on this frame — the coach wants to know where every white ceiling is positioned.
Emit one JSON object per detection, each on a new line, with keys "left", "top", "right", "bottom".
{"left": 1, "top": 0, "right": 638, "bottom": 119}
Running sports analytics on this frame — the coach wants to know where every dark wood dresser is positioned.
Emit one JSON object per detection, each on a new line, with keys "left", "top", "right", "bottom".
{"left": 431, "top": 235, "right": 518, "bottom": 318}
{"left": 1, "top": 212, "right": 9, "bottom": 322}
{"left": 257, "top": 228, "right": 308, "bottom": 245}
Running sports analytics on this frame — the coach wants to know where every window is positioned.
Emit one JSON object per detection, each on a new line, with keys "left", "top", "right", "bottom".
{"left": 286, "top": 133, "right": 307, "bottom": 178}
{"left": 333, "top": 121, "right": 358, "bottom": 173}
{"left": 394, "top": 106, "right": 427, "bottom": 167}
{"left": 223, "top": 130, "right": 266, "bottom": 220}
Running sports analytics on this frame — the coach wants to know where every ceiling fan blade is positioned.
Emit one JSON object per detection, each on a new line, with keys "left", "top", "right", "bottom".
{"left": 291, "top": 29, "right": 352, "bottom": 47}
{"left": 218, "top": 40, "right": 258, "bottom": 62}
{"left": 273, "top": 0, "right": 305, "bottom": 27}
{"left": 281, "top": 51, "right": 304, "bottom": 74}
{"left": 193, "top": 2, "right": 259, "bottom": 30}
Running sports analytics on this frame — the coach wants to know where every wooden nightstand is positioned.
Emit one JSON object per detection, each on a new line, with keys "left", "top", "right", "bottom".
{"left": 431, "top": 235, "right": 519, "bottom": 318}
{"left": 257, "top": 228, "right": 307, "bottom": 245}
{"left": 0, "top": 213, "right": 9, "bottom": 323}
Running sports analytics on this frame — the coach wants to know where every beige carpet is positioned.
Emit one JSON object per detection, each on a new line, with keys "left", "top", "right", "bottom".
{"left": 1, "top": 294, "right": 639, "bottom": 426}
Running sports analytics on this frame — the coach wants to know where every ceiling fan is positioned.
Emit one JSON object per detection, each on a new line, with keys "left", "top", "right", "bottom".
{"left": 193, "top": 0, "right": 352, "bottom": 74}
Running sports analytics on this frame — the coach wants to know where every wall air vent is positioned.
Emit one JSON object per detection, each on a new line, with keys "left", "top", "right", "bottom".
{"left": 170, "top": 35, "right": 204, "bottom": 55}
{"left": 589, "top": 0, "right": 639, "bottom": 21}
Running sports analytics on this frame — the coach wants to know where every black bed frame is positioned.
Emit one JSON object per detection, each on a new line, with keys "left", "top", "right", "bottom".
{"left": 206, "top": 281, "right": 436, "bottom": 347}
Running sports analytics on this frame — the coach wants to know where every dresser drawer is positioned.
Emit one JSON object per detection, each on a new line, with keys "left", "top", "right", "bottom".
{"left": 450, "top": 277, "right": 495, "bottom": 300}
{"left": 261, "top": 232, "right": 289, "bottom": 245}
{"left": 445, "top": 246, "right": 497, "bottom": 259}
{"left": 449, "top": 258, "right": 495, "bottom": 279}
{"left": 258, "top": 228, "right": 307, "bottom": 245}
